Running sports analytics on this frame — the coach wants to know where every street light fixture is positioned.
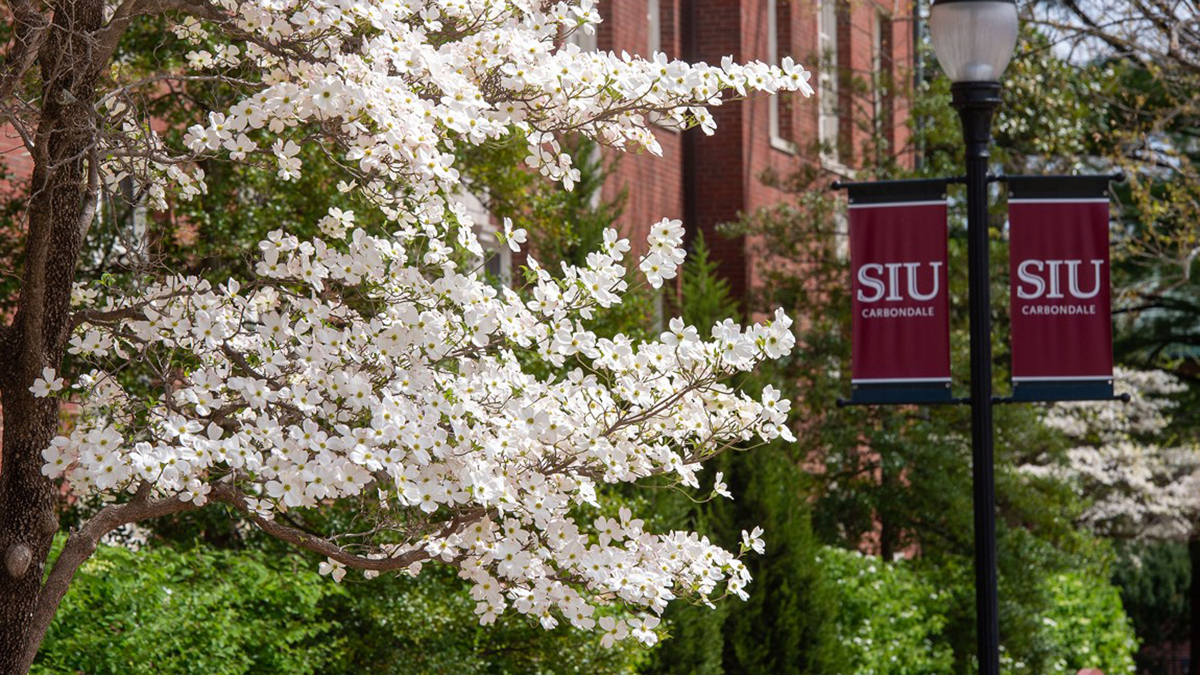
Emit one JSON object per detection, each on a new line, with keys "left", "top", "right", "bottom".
{"left": 928, "top": 2, "right": 1018, "bottom": 675}
{"left": 930, "top": 0, "right": 1019, "bottom": 83}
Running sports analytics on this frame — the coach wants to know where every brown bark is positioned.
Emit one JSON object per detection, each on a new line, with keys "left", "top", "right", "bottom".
{"left": 0, "top": 0, "right": 107, "bottom": 670}
{"left": 1190, "top": 538, "right": 1199, "bottom": 675}
{"left": 208, "top": 484, "right": 485, "bottom": 572}
{"left": 15, "top": 487, "right": 200, "bottom": 672}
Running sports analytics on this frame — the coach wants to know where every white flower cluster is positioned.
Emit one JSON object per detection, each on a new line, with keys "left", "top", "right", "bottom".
{"left": 53, "top": 0, "right": 814, "bottom": 644}
{"left": 640, "top": 218, "right": 685, "bottom": 288}
{"left": 48, "top": 216, "right": 796, "bottom": 640}
{"left": 104, "top": 0, "right": 811, "bottom": 209}
{"left": 29, "top": 367, "right": 66, "bottom": 399}
{"left": 1020, "top": 367, "right": 1200, "bottom": 540}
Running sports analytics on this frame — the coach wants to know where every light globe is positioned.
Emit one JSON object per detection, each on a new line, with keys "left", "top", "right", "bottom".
{"left": 930, "top": 0, "right": 1019, "bottom": 82}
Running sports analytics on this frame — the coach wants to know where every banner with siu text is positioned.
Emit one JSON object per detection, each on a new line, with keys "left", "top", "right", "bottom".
{"left": 1008, "top": 176, "right": 1114, "bottom": 401}
{"left": 848, "top": 180, "right": 951, "bottom": 404}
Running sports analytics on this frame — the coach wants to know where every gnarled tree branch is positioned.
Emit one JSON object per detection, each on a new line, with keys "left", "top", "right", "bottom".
{"left": 17, "top": 483, "right": 201, "bottom": 672}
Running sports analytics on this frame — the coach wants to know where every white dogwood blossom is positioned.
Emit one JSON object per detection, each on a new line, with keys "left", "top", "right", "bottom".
{"left": 1019, "top": 368, "right": 1200, "bottom": 540}
{"left": 103, "top": 0, "right": 814, "bottom": 215}
{"left": 29, "top": 368, "right": 65, "bottom": 399}
{"left": 46, "top": 0, "right": 813, "bottom": 646}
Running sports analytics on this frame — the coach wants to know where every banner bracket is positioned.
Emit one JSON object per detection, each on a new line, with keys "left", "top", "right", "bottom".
{"left": 991, "top": 393, "right": 1131, "bottom": 405}
{"left": 837, "top": 396, "right": 969, "bottom": 408}
{"left": 838, "top": 393, "right": 1132, "bottom": 407}
{"left": 831, "top": 172, "right": 1124, "bottom": 193}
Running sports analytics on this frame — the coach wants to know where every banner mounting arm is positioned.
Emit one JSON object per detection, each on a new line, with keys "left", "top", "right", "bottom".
{"left": 836, "top": 393, "right": 1131, "bottom": 408}
{"left": 830, "top": 172, "right": 1124, "bottom": 193}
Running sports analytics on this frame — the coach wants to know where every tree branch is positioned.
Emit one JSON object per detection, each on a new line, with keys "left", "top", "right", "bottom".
{"left": 93, "top": 0, "right": 227, "bottom": 62}
{"left": 71, "top": 305, "right": 146, "bottom": 328}
{"left": 0, "top": 0, "right": 50, "bottom": 108}
{"left": 18, "top": 484, "right": 200, "bottom": 672}
{"left": 209, "top": 483, "right": 484, "bottom": 572}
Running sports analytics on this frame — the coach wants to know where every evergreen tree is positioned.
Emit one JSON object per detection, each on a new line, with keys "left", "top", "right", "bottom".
{"left": 644, "top": 232, "right": 845, "bottom": 675}
{"left": 676, "top": 232, "right": 740, "bottom": 338}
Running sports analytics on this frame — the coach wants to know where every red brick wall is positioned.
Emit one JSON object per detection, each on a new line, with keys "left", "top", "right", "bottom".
{"left": 605, "top": 138, "right": 686, "bottom": 262}
{"left": 2, "top": 125, "right": 35, "bottom": 187}
{"left": 684, "top": 0, "right": 750, "bottom": 301}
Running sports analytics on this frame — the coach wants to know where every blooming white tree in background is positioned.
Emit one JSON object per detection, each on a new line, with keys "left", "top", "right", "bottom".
{"left": 0, "top": 0, "right": 812, "bottom": 667}
{"left": 1020, "top": 368, "right": 1200, "bottom": 540}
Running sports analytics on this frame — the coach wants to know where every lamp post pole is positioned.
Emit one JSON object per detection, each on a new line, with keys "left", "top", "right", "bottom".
{"left": 929, "top": 2, "right": 1017, "bottom": 671}
{"left": 952, "top": 80, "right": 1002, "bottom": 675}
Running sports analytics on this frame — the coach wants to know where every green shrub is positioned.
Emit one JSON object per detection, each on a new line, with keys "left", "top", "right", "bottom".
{"left": 1033, "top": 572, "right": 1138, "bottom": 675}
{"left": 326, "top": 564, "right": 646, "bottom": 675}
{"left": 818, "top": 547, "right": 954, "bottom": 675}
{"left": 35, "top": 539, "right": 646, "bottom": 675}
{"left": 35, "top": 542, "right": 345, "bottom": 675}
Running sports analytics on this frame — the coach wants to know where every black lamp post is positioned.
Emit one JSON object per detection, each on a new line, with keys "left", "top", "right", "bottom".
{"left": 928, "top": 1, "right": 1018, "bottom": 674}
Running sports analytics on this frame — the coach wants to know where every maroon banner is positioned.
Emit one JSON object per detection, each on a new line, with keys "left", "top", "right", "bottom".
{"left": 849, "top": 183, "right": 950, "bottom": 402}
{"left": 1008, "top": 178, "right": 1113, "bottom": 397}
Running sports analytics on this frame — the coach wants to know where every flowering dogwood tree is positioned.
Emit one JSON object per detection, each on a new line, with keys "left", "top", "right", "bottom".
{"left": 1019, "top": 368, "right": 1200, "bottom": 541}
{"left": 0, "top": 0, "right": 812, "bottom": 668}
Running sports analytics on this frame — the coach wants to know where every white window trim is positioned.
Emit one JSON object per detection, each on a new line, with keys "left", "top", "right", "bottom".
{"left": 817, "top": 0, "right": 840, "bottom": 166}
{"left": 458, "top": 189, "right": 512, "bottom": 285}
{"left": 644, "top": 0, "right": 680, "bottom": 133}
{"left": 647, "top": 0, "right": 660, "bottom": 56}
{"left": 566, "top": 22, "right": 597, "bottom": 52}
{"left": 767, "top": 0, "right": 796, "bottom": 154}
{"left": 824, "top": 158, "right": 856, "bottom": 178}
{"left": 833, "top": 209, "right": 850, "bottom": 261}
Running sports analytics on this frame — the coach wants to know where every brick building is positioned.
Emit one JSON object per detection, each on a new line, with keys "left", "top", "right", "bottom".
{"left": 590, "top": 0, "right": 918, "bottom": 304}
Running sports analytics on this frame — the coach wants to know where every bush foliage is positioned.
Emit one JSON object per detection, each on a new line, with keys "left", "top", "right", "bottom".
{"left": 819, "top": 547, "right": 954, "bottom": 675}
{"left": 35, "top": 542, "right": 344, "bottom": 675}
{"left": 35, "top": 540, "right": 646, "bottom": 675}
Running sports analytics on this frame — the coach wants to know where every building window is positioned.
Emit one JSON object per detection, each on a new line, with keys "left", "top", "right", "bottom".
{"left": 566, "top": 16, "right": 597, "bottom": 51}
{"left": 817, "top": 0, "right": 840, "bottom": 164}
{"left": 478, "top": 227, "right": 511, "bottom": 284}
{"left": 874, "top": 11, "right": 895, "bottom": 157}
{"left": 647, "top": 0, "right": 660, "bottom": 55}
{"left": 458, "top": 189, "right": 512, "bottom": 285}
{"left": 97, "top": 175, "right": 148, "bottom": 265}
{"left": 767, "top": 0, "right": 795, "bottom": 150}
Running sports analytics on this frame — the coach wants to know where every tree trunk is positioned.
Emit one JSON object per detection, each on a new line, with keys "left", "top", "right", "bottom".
{"left": 0, "top": 0, "right": 105, "bottom": 670}
{"left": 1190, "top": 538, "right": 1199, "bottom": 675}
{"left": 0, "top": 393, "right": 62, "bottom": 675}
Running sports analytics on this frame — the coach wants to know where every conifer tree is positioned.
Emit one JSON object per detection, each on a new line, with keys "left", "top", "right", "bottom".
{"left": 646, "top": 232, "right": 845, "bottom": 675}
